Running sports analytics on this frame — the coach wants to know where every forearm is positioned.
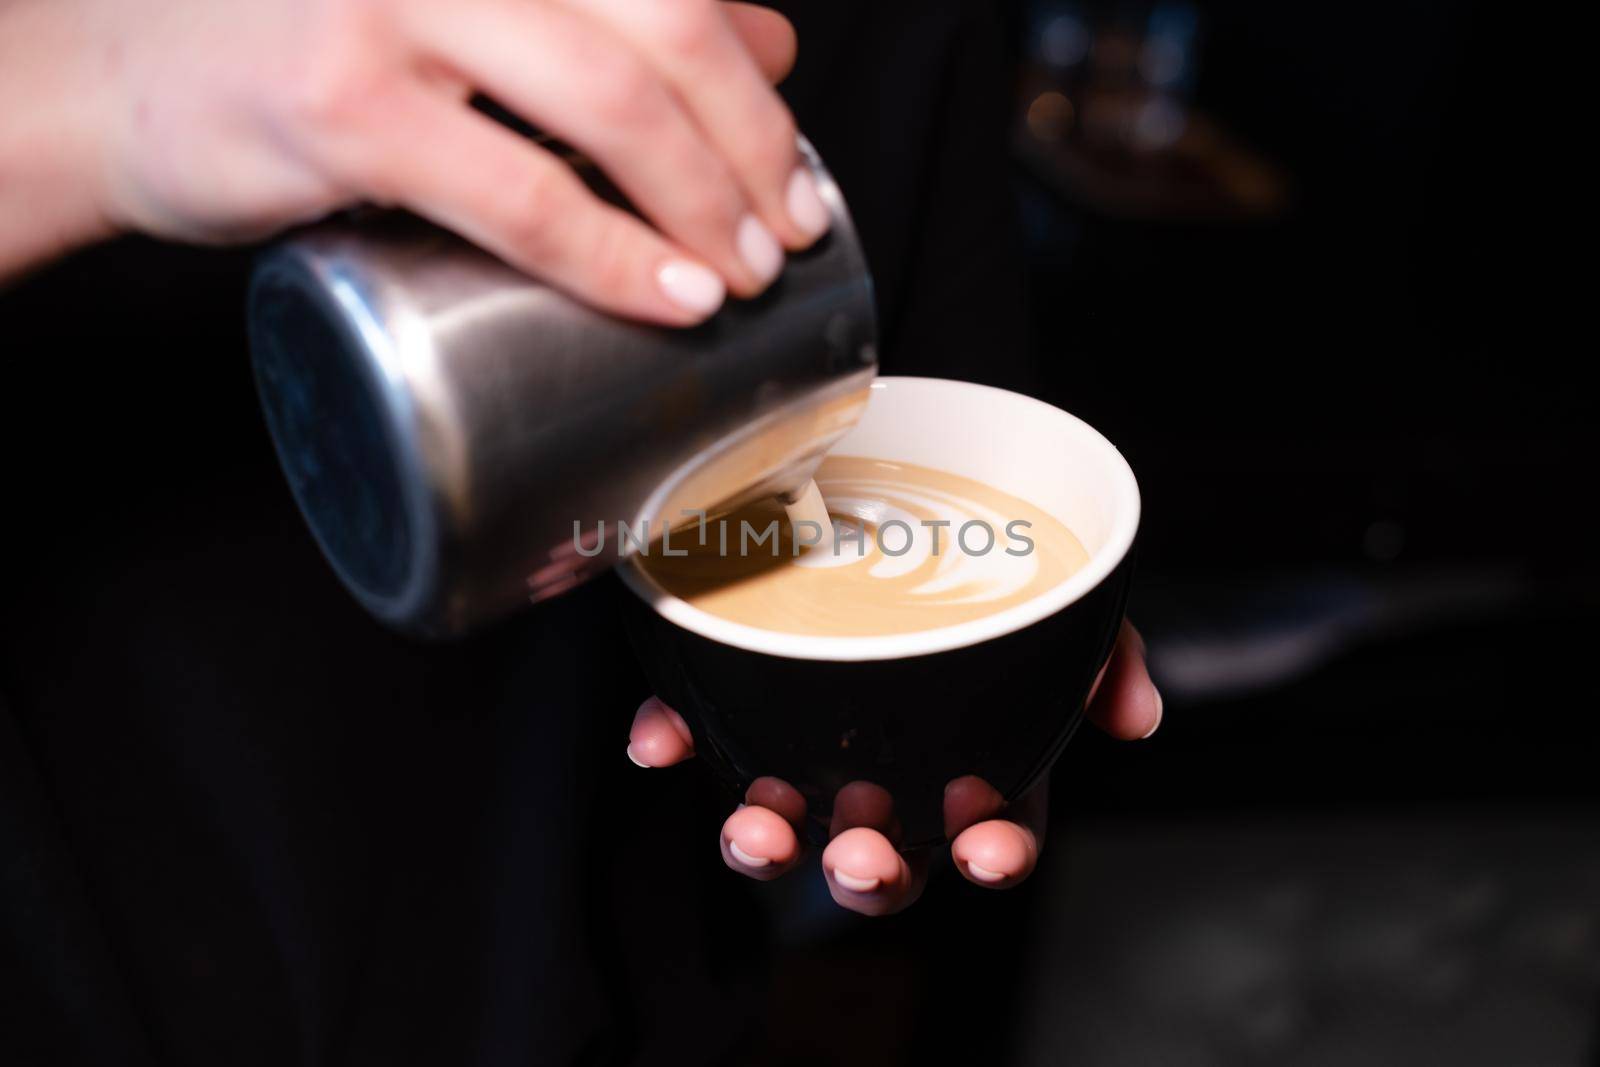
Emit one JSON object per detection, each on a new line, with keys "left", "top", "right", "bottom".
{"left": 0, "top": 0, "right": 117, "bottom": 282}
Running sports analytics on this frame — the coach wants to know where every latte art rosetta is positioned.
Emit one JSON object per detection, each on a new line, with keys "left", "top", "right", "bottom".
{"left": 639, "top": 456, "right": 1090, "bottom": 637}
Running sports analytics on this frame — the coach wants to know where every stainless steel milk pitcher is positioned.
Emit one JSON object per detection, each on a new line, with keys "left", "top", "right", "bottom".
{"left": 247, "top": 139, "right": 876, "bottom": 637}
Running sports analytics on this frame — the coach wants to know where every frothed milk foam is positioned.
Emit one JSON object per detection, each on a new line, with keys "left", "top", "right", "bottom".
{"left": 642, "top": 456, "right": 1090, "bottom": 637}
{"left": 781, "top": 479, "right": 835, "bottom": 555}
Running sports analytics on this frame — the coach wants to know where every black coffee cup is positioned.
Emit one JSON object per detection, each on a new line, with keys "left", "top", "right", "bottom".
{"left": 620, "top": 377, "right": 1139, "bottom": 847}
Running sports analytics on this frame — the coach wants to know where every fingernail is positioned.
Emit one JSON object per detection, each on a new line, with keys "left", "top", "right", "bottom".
{"left": 1140, "top": 688, "right": 1164, "bottom": 739}
{"left": 966, "top": 862, "right": 1007, "bottom": 884}
{"left": 736, "top": 214, "right": 783, "bottom": 285}
{"left": 626, "top": 742, "right": 649, "bottom": 768}
{"left": 831, "top": 869, "right": 881, "bottom": 893}
{"left": 727, "top": 840, "right": 771, "bottom": 869}
{"left": 786, "top": 168, "right": 830, "bottom": 239}
{"left": 656, "top": 259, "right": 725, "bottom": 317}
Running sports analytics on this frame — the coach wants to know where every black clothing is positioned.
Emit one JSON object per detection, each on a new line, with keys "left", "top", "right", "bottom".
{"left": 0, "top": 4, "right": 1026, "bottom": 1063}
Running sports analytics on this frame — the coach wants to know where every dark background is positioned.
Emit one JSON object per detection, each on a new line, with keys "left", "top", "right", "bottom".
{"left": 1, "top": 1, "right": 1593, "bottom": 1065}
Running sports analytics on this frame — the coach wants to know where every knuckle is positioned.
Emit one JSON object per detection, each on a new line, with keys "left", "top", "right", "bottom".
{"left": 583, "top": 51, "right": 658, "bottom": 127}
{"left": 651, "top": 0, "right": 719, "bottom": 59}
{"left": 750, "top": 107, "right": 799, "bottom": 174}
{"left": 582, "top": 218, "right": 640, "bottom": 297}
{"left": 501, "top": 167, "right": 570, "bottom": 262}
{"left": 680, "top": 174, "right": 742, "bottom": 231}
{"left": 282, "top": 5, "right": 394, "bottom": 132}
{"left": 285, "top": 56, "right": 380, "bottom": 135}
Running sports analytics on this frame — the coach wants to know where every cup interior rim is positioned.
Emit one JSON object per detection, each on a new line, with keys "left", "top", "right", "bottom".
{"left": 617, "top": 376, "right": 1140, "bottom": 662}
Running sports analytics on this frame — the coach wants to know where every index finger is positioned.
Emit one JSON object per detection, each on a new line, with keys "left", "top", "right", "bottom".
{"left": 567, "top": 0, "right": 829, "bottom": 249}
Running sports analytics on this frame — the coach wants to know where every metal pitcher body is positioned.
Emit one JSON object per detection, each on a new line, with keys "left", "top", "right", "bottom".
{"left": 248, "top": 143, "right": 876, "bottom": 636}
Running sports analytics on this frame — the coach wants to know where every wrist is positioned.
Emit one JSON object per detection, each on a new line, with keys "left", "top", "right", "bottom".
{"left": 0, "top": 0, "right": 121, "bottom": 281}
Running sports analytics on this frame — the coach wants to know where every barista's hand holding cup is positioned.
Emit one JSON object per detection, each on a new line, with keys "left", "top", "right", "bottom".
{"left": 621, "top": 379, "right": 1159, "bottom": 915}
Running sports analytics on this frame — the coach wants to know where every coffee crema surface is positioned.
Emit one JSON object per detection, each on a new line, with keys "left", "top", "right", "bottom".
{"left": 638, "top": 456, "right": 1090, "bottom": 637}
